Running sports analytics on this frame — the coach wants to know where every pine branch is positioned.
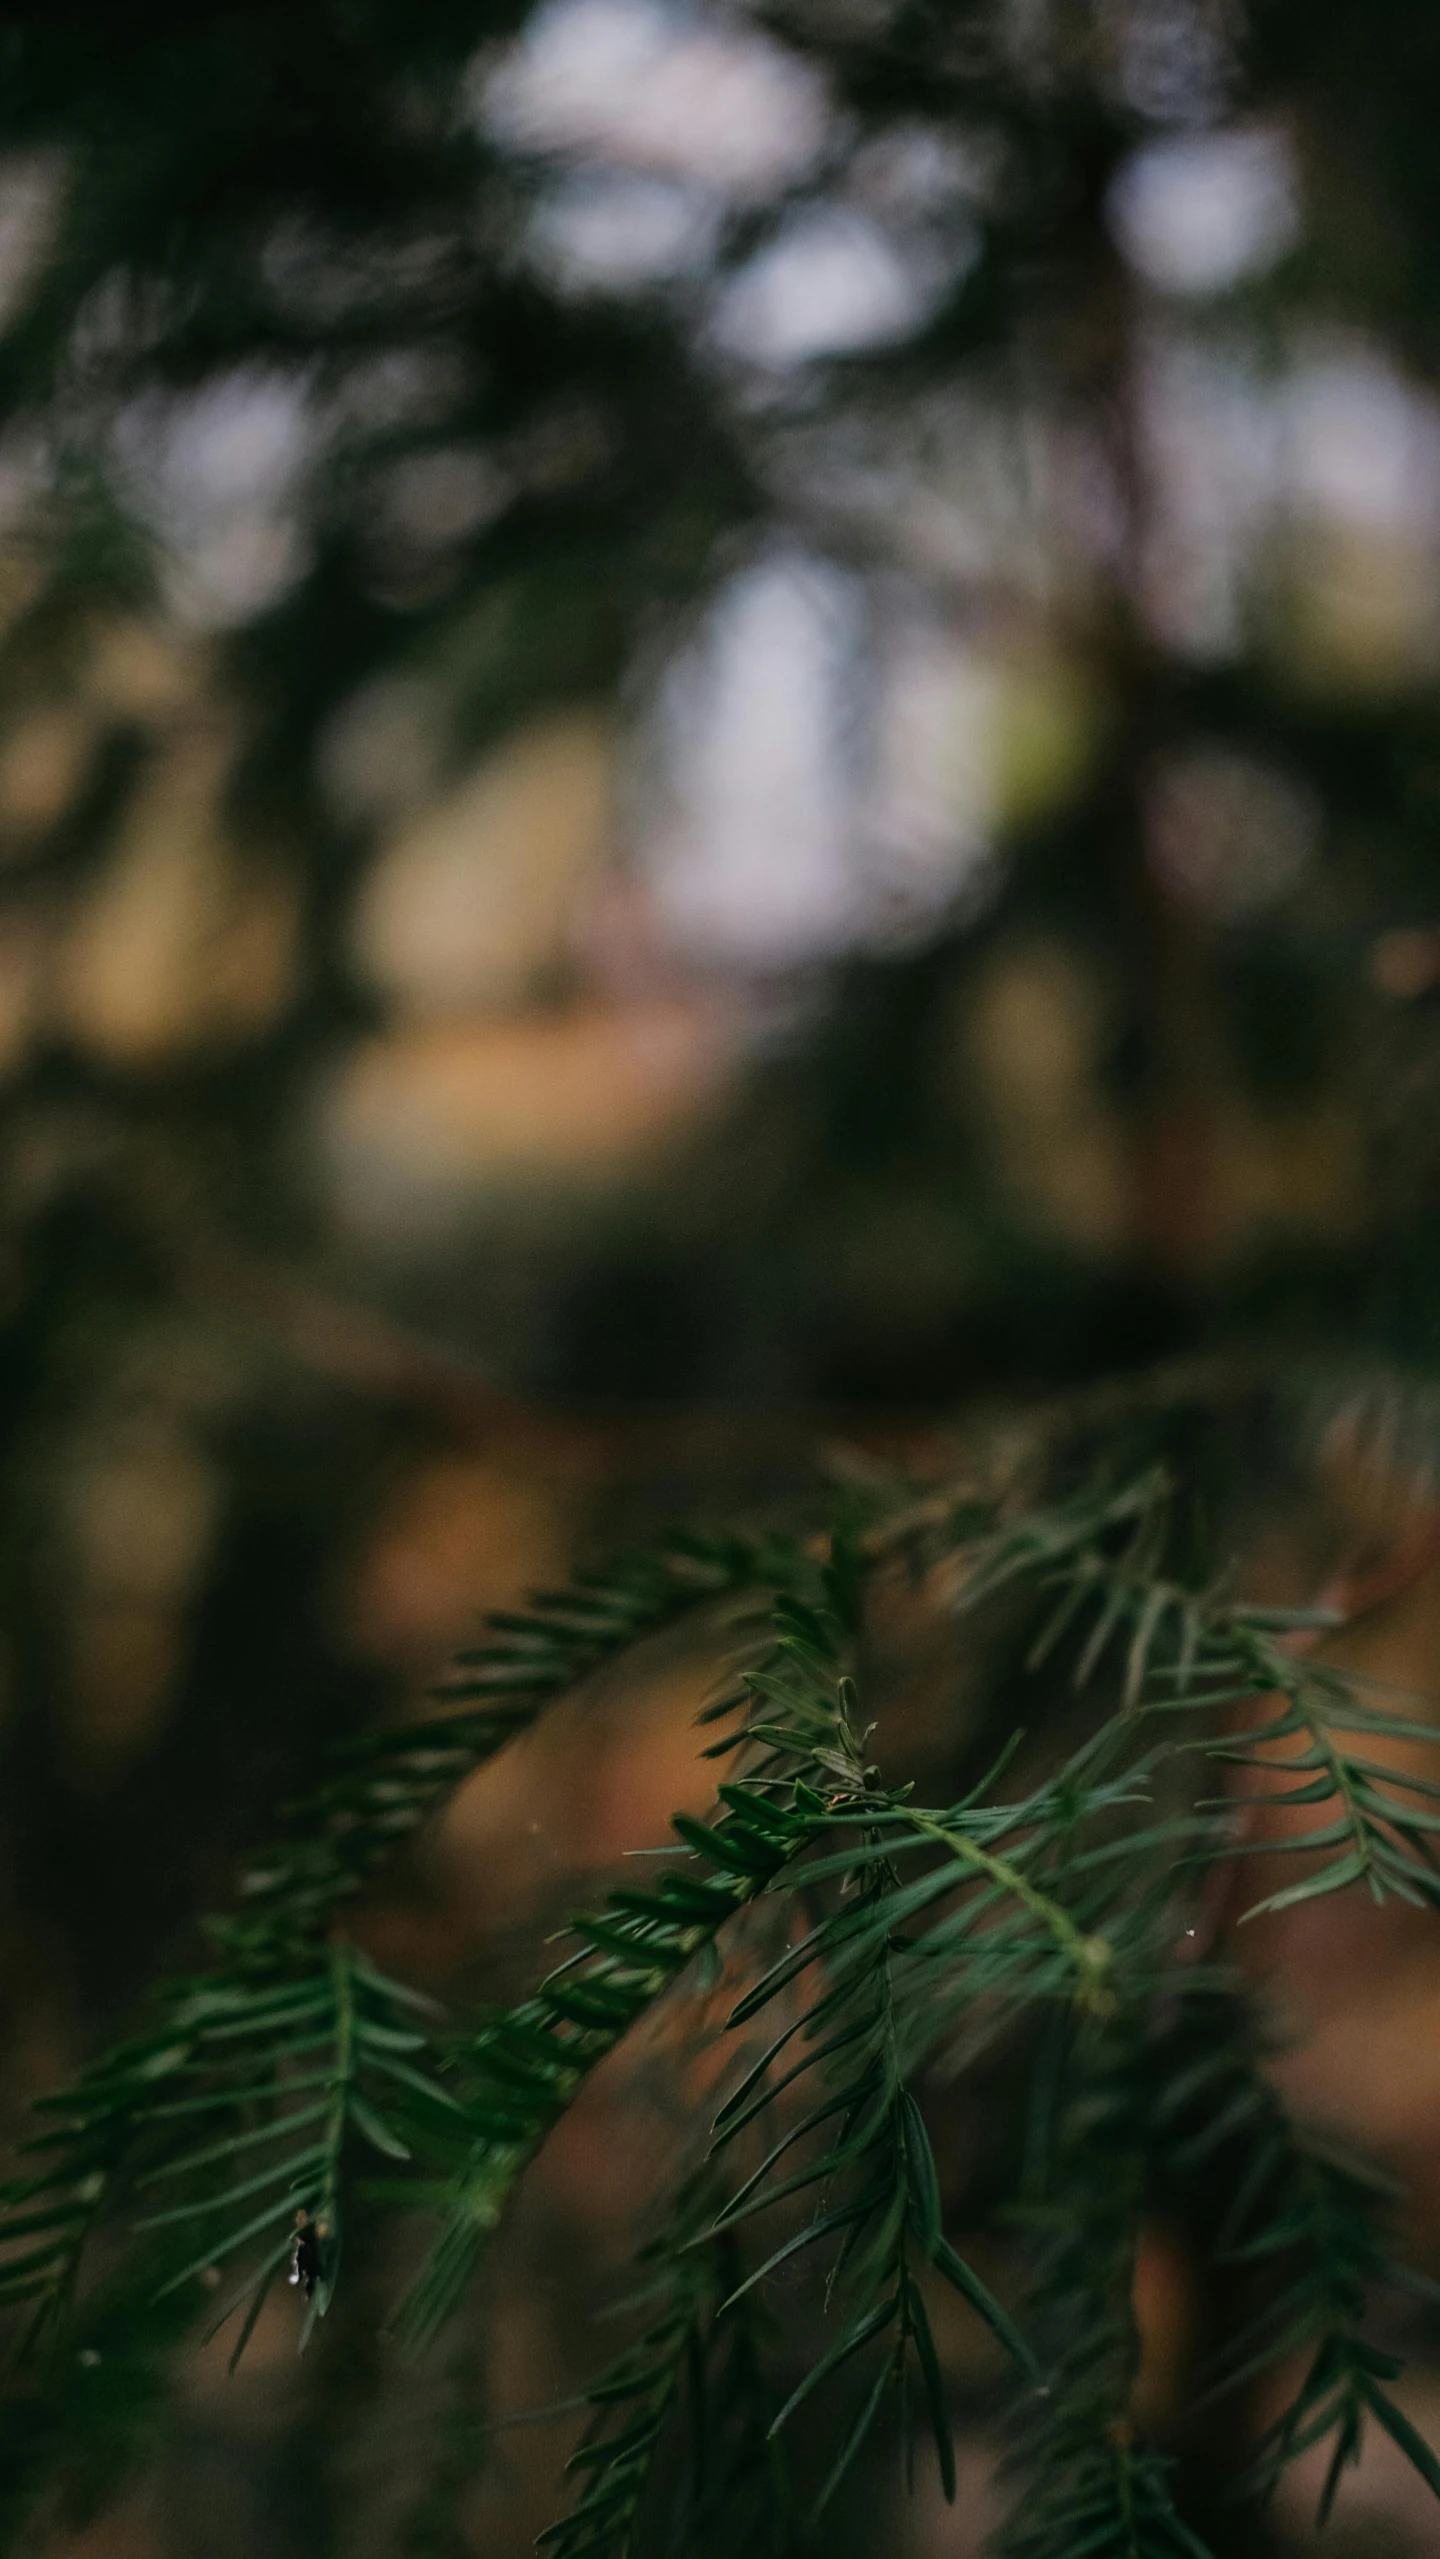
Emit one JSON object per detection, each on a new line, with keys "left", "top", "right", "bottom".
{"left": 7, "top": 1450, "right": 1440, "bottom": 2559}
{"left": 1153, "top": 2002, "right": 1440, "bottom": 2524}
{"left": 0, "top": 1534, "right": 796, "bottom": 2361}
{"left": 0, "top": 1939, "right": 460, "bottom": 2362}
{"left": 988, "top": 1491, "right": 1440, "bottom": 1919}
{"left": 392, "top": 1526, "right": 1136, "bottom": 2371}
{"left": 1199, "top": 1636, "right": 1440, "bottom": 1918}
{"left": 387, "top": 1760, "right": 840, "bottom": 2352}
{"left": 996, "top": 2034, "right": 1214, "bottom": 2559}
{"left": 227, "top": 1534, "right": 801, "bottom": 1960}
{"left": 538, "top": 2169, "right": 797, "bottom": 2559}
{"left": 1002, "top": 2430, "right": 1214, "bottom": 2559}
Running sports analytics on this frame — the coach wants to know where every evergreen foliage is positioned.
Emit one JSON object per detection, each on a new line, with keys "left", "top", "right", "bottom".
{"left": 5, "top": 1389, "right": 1440, "bottom": 2553}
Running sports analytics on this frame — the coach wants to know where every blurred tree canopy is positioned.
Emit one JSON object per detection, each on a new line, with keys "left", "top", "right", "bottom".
{"left": 0, "top": 0, "right": 1436, "bottom": 1383}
